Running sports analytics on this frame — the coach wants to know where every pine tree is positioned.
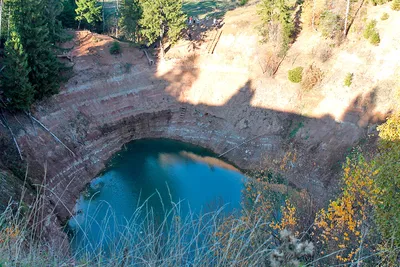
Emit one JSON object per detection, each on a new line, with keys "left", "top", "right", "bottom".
{"left": 58, "top": 0, "right": 78, "bottom": 28}
{"left": 139, "top": 0, "right": 186, "bottom": 45}
{"left": 2, "top": 31, "right": 35, "bottom": 110}
{"left": 276, "top": 0, "right": 294, "bottom": 55}
{"left": 162, "top": 0, "right": 187, "bottom": 43}
{"left": 44, "top": 0, "right": 64, "bottom": 42}
{"left": 119, "top": 0, "right": 142, "bottom": 42}
{"left": 258, "top": 0, "right": 294, "bottom": 56}
{"left": 75, "top": 0, "right": 102, "bottom": 29}
{"left": 6, "top": 0, "right": 60, "bottom": 99}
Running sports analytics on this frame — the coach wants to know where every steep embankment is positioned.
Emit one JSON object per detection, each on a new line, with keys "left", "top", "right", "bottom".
{"left": 0, "top": 3, "right": 398, "bottom": 243}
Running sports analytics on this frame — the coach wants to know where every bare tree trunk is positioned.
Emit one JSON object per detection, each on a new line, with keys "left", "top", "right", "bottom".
{"left": 0, "top": 0, "right": 3, "bottom": 42}
{"left": 7, "top": 6, "right": 10, "bottom": 38}
{"left": 102, "top": 0, "right": 105, "bottom": 33}
{"left": 27, "top": 113, "right": 76, "bottom": 157}
{"left": 0, "top": 111, "right": 23, "bottom": 161}
{"left": 344, "top": 0, "right": 351, "bottom": 36}
{"left": 159, "top": 24, "right": 165, "bottom": 59}
{"left": 116, "top": 0, "right": 119, "bottom": 38}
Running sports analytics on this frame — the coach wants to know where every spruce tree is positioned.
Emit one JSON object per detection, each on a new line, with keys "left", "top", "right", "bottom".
{"left": 119, "top": 0, "right": 142, "bottom": 42}
{"left": 20, "top": 0, "right": 60, "bottom": 98}
{"left": 258, "top": 0, "right": 294, "bottom": 56}
{"left": 2, "top": 31, "right": 34, "bottom": 110}
{"left": 58, "top": 0, "right": 78, "bottom": 28}
{"left": 44, "top": 0, "right": 64, "bottom": 42}
{"left": 276, "top": 0, "right": 294, "bottom": 55}
{"left": 6, "top": 0, "right": 60, "bottom": 99}
{"left": 75, "top": 0, "right": 102, "bottom": 29}
{"left": 139, "top": 0, "right": 186, "bottom": 45}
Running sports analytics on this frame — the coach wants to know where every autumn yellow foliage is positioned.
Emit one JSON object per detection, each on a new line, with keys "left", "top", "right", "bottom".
{"left": 377, "top": 112, "right": 400, "bottom": 141}
{"left": 314, "top": 156, "right": 379, "bottom": 263}
{"left": 270, "top": 199, "right": 298, "bottom": 233}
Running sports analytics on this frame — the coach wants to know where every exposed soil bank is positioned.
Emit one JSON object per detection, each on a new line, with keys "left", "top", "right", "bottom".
{"left": 0, "top": 31, "right": 375, "bottom": 245}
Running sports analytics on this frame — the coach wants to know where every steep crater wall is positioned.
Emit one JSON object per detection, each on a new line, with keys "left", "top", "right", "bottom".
{"left": 0, "top": 35, "right": 368, "bottom": 243}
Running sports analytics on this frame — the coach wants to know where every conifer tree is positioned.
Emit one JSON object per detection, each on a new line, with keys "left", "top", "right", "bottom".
{"left": 119, "top": 0, "right": 142, "bottom": 42}
{"left": 75, "top": 0, "right": 102, "bottom": 29}
{"left": 19, "top": 0, "right": 60, "bottom": 98}
{"left": 44, "top": 0, "right": 64, "bottom": 42}
{"left": 258, "top": 0, "right": 294, "bottom": 55}
{"left": 276, "top": 0, "right": 294, "bottom": 55}
{"left": 2, "top": 31, "right": 34, "bottom": 110}
{"left": 139, "top": 0, "right": 186, "bottom": 45}
{"left": 6, "top": 0, "right": 60, "bottom": 99}
{"left": 58, "top": 0, "right": 78, "bottom": 28}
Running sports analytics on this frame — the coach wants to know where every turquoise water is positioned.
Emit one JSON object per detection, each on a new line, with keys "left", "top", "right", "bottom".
{"left": 67, "top": 139, "right": 246, "bottom": 254}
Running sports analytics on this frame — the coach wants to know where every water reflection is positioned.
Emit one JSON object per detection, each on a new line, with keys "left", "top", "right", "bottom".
{"left": 67, "top": 139, "right": 246, "bottom": 254}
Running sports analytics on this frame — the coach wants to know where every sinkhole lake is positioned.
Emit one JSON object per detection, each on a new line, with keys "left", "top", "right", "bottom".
{"left": 67, "top": 139, "right": 247, "bottom": 253}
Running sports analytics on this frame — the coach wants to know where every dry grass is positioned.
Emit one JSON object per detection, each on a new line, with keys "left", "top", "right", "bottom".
{"left": 301, "top": 64, "right": 324, "bottom": 91}
{"left": 0, "top": 181, "right": 277, "bottom": 266}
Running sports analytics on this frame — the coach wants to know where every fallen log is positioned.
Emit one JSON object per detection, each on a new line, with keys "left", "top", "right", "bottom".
{"left": 218, "top": 133, "right": 267, "bottom": 158}
{"left": 143, "top": 50, "right": 154, "bottom": 66}
{"left": 0, "top": 110, "right": 23, "bottom": 160}
{"left": 57, "top": 54, "right": 73, "bottom": 62}
{"left": 27, "top": 112, "right": 76, "bottom": 157}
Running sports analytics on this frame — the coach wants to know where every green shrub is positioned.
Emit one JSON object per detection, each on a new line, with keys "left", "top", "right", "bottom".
{"left": 370, "top": 31, "right": 381, "bottom": 45}
{"left": 363, "top": 20, "right": 377, "bottom": 39}
{"left": 318, "top": 11, "right": 343, "bottom": 39}
{"left": 109, "top": 41, "right": 121, "bottom": 55}
{"left": 344, "top": 73, "right": 353, "bottom": 87}
{"left": 369, "top": 0, "right": 389, "bottom": 5}
{"left": 363, "top": 20, "right": 380, "bottom": 45}
{"left": 288, "top": 67, "right": 303, "bottom": 83}
{"left": 238, "top": 0, "right": 249, "bottom": 6}
{"left": 380, "top": 12, "right": 389, "bottom": 20}
{"left": 392, "top": 0, "right": 400, "bottom": 10}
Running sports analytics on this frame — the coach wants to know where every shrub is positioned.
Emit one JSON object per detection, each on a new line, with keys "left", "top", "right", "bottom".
{"left": 370, "top": 0, "right": 390, "bottom": 5}
{"left": 370, "top": 31, "right": 381, "bottom": 45}
{"left": 264, "top": 52, "right": 280, "bottom": 76}
{"left": 318, "top": 11, "right": 343, "bottom": 39}
{"left": 392, "top": 0, "right": 400, "bottom": 10}
{"left": 109, "top": 41, "right": 121, "bottom": 55}
{"left": 316, "top": 43, "right": 332, "bottom": 62}
{"left": 0, "top": 191, "right": 311, "bottom": 266}
{"left": 288, "top": 67, "right": 303, "bottom": 83}
{"left": 363, "top": 20, "right": 377, "bottom": 39}
{"left": 380, "top": 12, "right": 389, "bottom": 20}
{"left": 363, "top": 20, "right": 380, "bottom": 45}
{"left": 301, "top": 64, "right": 323, "bottom": 90}
{"left": 344, "top": 73, "right": 353, "bottom": 87}
{"left": 238, "top": 0, "right": 249, "bottom": 6}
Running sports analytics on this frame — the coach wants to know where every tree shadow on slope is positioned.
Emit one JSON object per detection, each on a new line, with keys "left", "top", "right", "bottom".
{"left": 0, "top": 39, "right": 394, "bottom": 240}
{"left": 183, "top": 0, "right": 239, "bottom": 19}
{"left": 341, "top": 87, "right": 387, "bottom": 127}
